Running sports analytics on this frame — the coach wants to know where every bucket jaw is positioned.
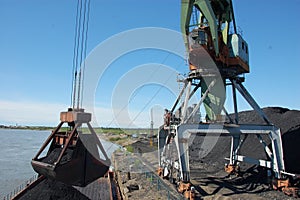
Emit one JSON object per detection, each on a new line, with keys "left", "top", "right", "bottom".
{"left": 31, "top": 109, "right": 111, "bottom": 187}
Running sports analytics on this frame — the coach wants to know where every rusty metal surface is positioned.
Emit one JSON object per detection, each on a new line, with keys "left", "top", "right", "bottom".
{"left": 31, "top": 110, "right": 110, "bottom": 187}
{"left": 60, "top": 110, "right": 91, "bottom": 123}
{"left": 32, "top": 134, "right": 109, "bottom": 186}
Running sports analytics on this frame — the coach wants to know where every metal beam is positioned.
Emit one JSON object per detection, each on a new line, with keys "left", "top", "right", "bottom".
{"left": 232, "top": 80, "right": 271, "bottom": 125}
{"left": 33, "top": 122, "right": 64, "bottom": 160}
{"left": 171, "top": 81, "right": 187, "bottom": 113}
{"left": 232, "top": 82, "right": 239, "bottom": 124}
{"left": 222, "top": 107, "right": 234, "bottom": 124}
{"left": 181, "top": 80, "right": 192, "bottom": 121}
{"left": 158, "top": 128, "right": 168, "bottom": 167}
{"left": 87, "top": 122, "right": 110, "bottom": 162}
{"left": 225, "top": 155, "right": 272, "bottom": 168}
{"left": 174, "top": 127, "right": 191, "bottom": 182}
{"left": 185, "top": 79, "right": 216, "bottom": 123}
{"left": 172, "top": 80, "right": 201, "bottom": 114}
{"left": 178, "top": 123, "right": 277, "bottom": 135}
{"left": 194, "top": 0, "right": 219, "bottom": 55}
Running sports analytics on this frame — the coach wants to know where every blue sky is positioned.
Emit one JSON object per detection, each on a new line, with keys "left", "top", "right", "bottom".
{"left": 0, "top": 0, "right": 299, "bottom": 127}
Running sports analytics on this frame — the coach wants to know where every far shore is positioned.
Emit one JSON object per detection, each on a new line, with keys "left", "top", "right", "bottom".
{"left": 0, "top": 125, "right": 53, "bottom": 131}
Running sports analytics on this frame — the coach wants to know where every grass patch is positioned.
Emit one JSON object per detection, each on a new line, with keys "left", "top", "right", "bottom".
{"left": 109, "top": 137, "right": 122, "bottom": 142}
{"left": 94, "top": 127, "right": 126, "bottom": 135}
{"left": 125, "top": 145, "right": 134, "bottom": 153}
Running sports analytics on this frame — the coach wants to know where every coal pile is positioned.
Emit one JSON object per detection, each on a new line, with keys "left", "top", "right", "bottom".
{"left": 190, "top": 107, "right": 300, "bottom": 174}
{"left": 129, "top": 140, "right": 157, "bottom": 153}
{"left": 18, "top": 178, "right": 89, "bottom": 200}
{"left": 41, "top": 148, "right": 73, "bottom": 165}
{"left": 282, "top": 126, "right": 300, "bottom": 173}
{"left": 231, "top": 107, "right": 300, "bottom": 174}
{"left": 229, "top": 107, "right": 300, "bottom": 133}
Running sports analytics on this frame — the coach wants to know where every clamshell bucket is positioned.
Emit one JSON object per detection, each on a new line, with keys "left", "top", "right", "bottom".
{"left": 31, "top": 109, "right": 111, "bottom": 187}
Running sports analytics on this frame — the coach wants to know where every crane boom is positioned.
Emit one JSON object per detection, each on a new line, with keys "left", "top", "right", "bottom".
{"left": 181, "top": 0, "right": 249, "bottom": 74}
{"left": 180, "top": 0, "right": 250, "bottom": 121}
{"left": 181, "top": 0, "right": 235, "bottom": 56}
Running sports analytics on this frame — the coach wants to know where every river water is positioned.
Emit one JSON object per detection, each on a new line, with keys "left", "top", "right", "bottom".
{"left": 0, "top": 129, "right": 120, "bottom": 199}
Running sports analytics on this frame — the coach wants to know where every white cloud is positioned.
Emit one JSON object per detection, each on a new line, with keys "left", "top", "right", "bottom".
{"left": 0, "top": 100, "right": 67, "bottom": 126}
{"left": 92, "top": 105, "right": 164, "bottom": 128}
{"left": 0, "top": 100, "right": 164, "bottom": 128}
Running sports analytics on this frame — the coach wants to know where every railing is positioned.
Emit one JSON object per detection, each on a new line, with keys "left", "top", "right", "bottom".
{"left": 144, "top": 171, "right": 185, "bottom": 200}
{"left": 3, "top": 174, "right": 39, "bottom": 200}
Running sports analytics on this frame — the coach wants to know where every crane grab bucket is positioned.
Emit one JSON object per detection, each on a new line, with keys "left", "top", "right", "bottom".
{"left": 31, "top": 109, "right": 111, "bottom": 187}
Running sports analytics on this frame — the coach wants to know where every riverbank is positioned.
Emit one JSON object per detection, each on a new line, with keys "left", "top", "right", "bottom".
{"left": 0, "top": 125, "right": 53, "bottom": 131}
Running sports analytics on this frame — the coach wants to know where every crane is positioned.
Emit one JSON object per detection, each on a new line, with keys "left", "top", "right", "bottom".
{"left": 182, "top": 0, "right": 249, "bottom": 122}
{"left": 158, "top": 0, "right": 293, "bottom": 199}
{"left": 150, "top": 108, "right": 154, "bottom": 146}
{"left": 31, "top": 0, "right": 110, "bottom": 187}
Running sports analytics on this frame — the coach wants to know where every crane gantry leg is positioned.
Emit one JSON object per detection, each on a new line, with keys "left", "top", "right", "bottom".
{"left": 158, "top": 71, "right": 288, "bottom": 199}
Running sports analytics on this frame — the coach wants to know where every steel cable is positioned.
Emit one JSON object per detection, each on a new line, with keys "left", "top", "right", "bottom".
{"left": 71, "top": 0, "right": 91, "bottom": 109}
{"left": 80, "top": 0, "right": 91, "bottom": 108}
{"left": 71, "top": 0, "right": 81, "bottom": 108}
